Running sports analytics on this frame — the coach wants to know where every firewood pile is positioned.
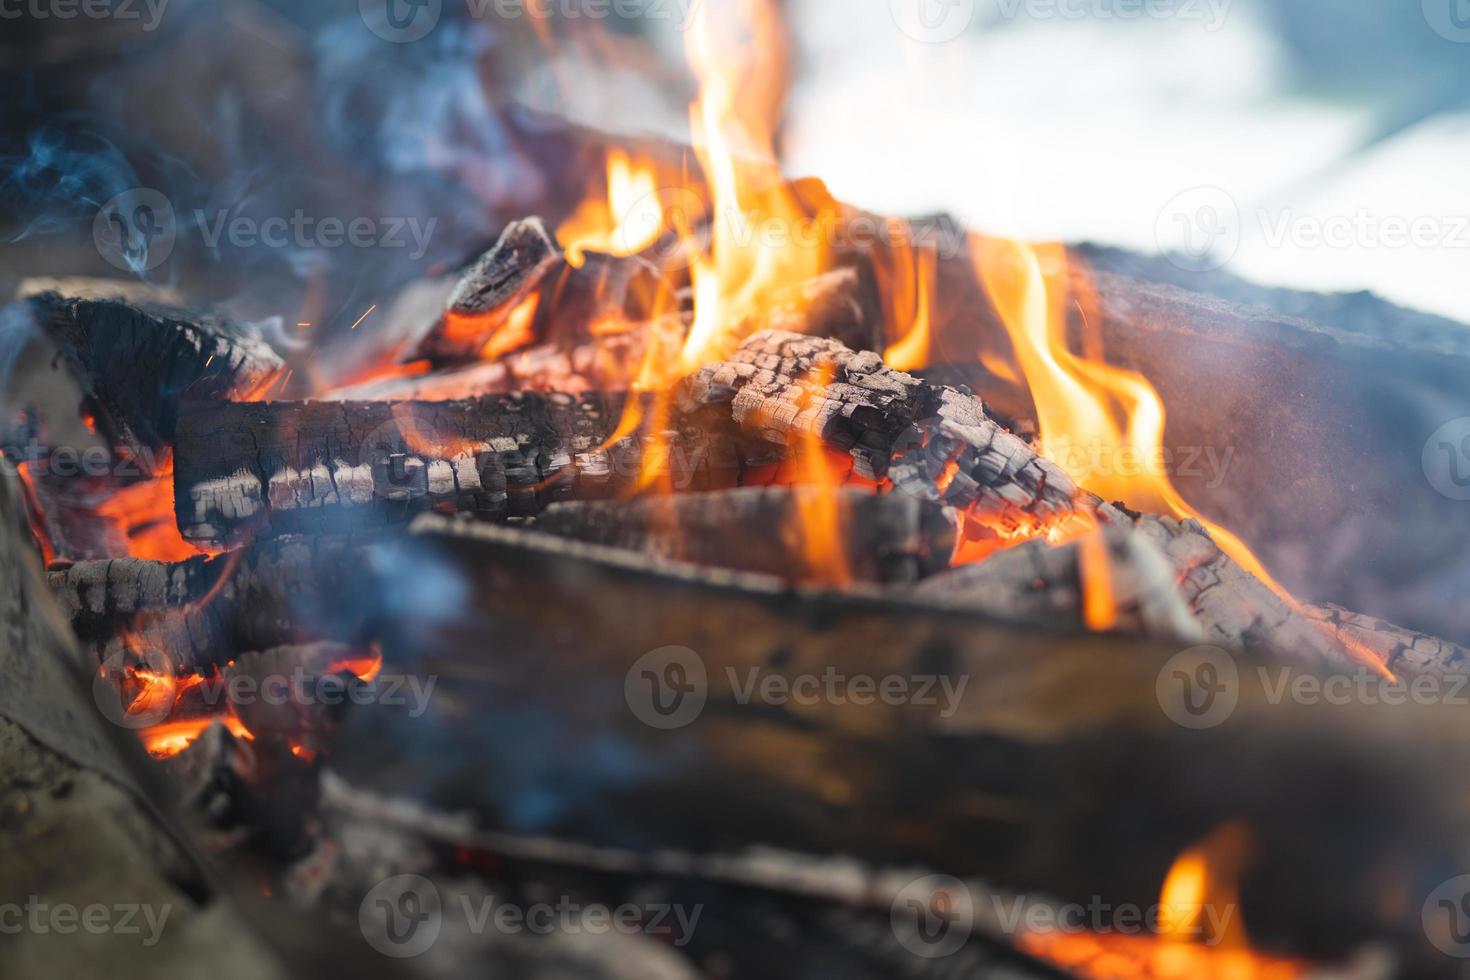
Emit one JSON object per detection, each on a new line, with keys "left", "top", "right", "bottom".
{"left": 3, "top": 188, "right": 1470, "bottom": 980}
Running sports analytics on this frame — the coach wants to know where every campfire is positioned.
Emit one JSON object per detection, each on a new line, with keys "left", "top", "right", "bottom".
{"left": 3, "top": 2, "right": 1470, "bottom": 979}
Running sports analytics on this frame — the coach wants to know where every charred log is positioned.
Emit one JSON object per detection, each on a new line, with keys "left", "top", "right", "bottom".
{"left": 537, "top": 487, "right": 957, "bottom": 585}
{"left": 1302, "top": 603, "right": 1470, "bottom": 681}
{"left": 48, "top": 533, "right": 384, "bottom": 672}
{"left": 19, "top": 292, "right": 284, "bottom": 461}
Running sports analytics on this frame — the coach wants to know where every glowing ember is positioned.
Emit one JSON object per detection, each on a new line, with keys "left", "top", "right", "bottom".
{"left": 14, "top": 462, "right": 56, "bottom": 565}
{"left": 141, "top": 715, "right": 252, "bottom": 759}
{"left": 94, "top": 454, "right": 209, "bottom": 563}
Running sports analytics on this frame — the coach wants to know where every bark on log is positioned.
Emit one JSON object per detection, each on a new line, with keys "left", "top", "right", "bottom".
{"left": 537, "top": 488, "right": 957, "bottom": 585}
{"left": 326, "top": 514, "right": 1470, "bottom": 974}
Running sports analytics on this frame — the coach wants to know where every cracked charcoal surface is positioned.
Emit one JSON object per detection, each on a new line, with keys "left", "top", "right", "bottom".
{"left": 679, "top": 330, "right": 1078, "bottom": 535}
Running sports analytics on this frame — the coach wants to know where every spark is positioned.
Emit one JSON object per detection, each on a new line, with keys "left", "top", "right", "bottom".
{"left": 349, "top": 304, "right": 378, "bottom": 330}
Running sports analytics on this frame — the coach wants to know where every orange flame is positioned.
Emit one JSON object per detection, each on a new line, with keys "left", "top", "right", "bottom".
{"left": 788, "top": 364, "right": 852, "bottom": 587}
{"left": 973, "top": 238, "right": 1390, "bottom": 676}
{"left": 1020, "top": 824, "right": 1307, "bottom": 979}
{"left": 880, "top": 235, "right": 937, "bottom": 373}
{"left": 1078, "top": 523, "right": 1119, "bottom": 632}
{"left": 676, "top": 0, "right": 834, "bottom": 373}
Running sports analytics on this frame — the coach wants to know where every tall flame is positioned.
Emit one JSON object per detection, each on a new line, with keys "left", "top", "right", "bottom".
{"left": 973, "top": 238, "right": 1392, "bottom": 676}
{"left": 678, "top": 0, "right": 833, "bottom": 373}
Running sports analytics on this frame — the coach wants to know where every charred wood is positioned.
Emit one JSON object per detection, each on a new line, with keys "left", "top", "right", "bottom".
{"left": 537, "top": 488, "right": 957, "bottom": 585}
{"left": 170, "top": 392, "right": 733, "bottom": 547}
{"left": 19, "top": 292, "right": 284, "bottom": 461}
{"left": 48, "top": 533, "right": 384, "bottom": 672}
{"left": 1302, "top": 603, "right": 1470, "bottom": 681}
{"left": 916, "top": 513, "right": 1370, "bottom": 672}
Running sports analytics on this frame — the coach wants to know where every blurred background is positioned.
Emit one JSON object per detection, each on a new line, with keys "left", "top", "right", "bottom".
{"left": 2, "top": 0, "right": 1468, "bottom": 323}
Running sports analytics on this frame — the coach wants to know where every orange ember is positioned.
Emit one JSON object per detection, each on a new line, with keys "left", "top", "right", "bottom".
{"left": 1019, "top": 930, "right": 1305, "bottom": 980}
{"left": 142, "top": 715, "right": 252, "bottom": 759}
{"left": 14, "top": 462, "right": 56, "bottom": 565}
{"left": 95, "top": 454, "right": 208, "bottom": 563}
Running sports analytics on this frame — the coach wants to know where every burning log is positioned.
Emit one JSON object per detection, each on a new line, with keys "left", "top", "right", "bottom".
{"left": 19, "top": 292, "right": 284, "bottom": 460}
{"left": 912, "top": 515, "right": 1205, "bottom": 643}
{"left": 915, "top": 513, "right": 1365, "bottom": 671}
{"left": 411, "top": 217, "right": 566, "bottom": 365}
{"left": 327, "top": 515, "right": 1470, "bottom": 971}
{"left": 48, "top": 533, "right": 383, "bottom": 672}
{"left": 1302, "top": 603, "right": 1470, "bottom": 681}
{"left": 679, "top": 329, "right": 1079, "bottom": 536}
{"left": 169, "top": 392, "right": 740, "bottom": 547}
{"left": 537, "top": 488, "right": 957, "bottom": 585}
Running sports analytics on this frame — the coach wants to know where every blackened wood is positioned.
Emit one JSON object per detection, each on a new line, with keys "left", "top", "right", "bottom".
{"left": 537, "top": 487, "right": 957, "bottom": 585}
{"left": 24, "top": 292, "right": 284, "bottom": 462}
{"left": 329, "top": 515, "right": 1470, "bottom": 973}
{"left": 171, "top": 392, "right": 748, "bottom": 547}
{"left": 49, "top": 533, "right": 384, "bottom": 673}
{"left": 411, "top": 217, "right": 565, "bottom": 365}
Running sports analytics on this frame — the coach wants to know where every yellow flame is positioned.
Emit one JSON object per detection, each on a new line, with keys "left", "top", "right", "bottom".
{"left": 557, "top": 149, "right": 665, "bottom": 268}
{"left": 677, "top": 0, "right": 834, "bottom": 373}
